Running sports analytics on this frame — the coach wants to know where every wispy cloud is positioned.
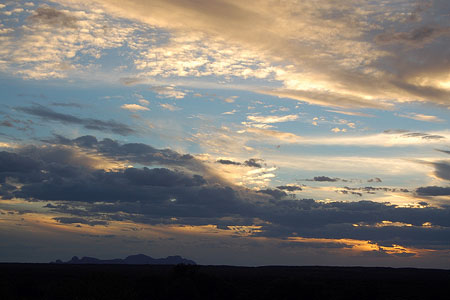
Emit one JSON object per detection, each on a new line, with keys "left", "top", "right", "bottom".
{"left": 150, "top": 86, "right": 186, "bottom": 99}
{"left": 17, "top": 104, "right": 136, "bottom": 136}
{"left": 326, "top": 110, "right": 375, "bottom": 118}
{"left": 159, "top": 103, "right": 181, "bottom": 111}
{"left": 246, "top": 127, "right": 302, "bottom": 143}
{"left": 398, "top": 113, "right": 444, "bottom": 123}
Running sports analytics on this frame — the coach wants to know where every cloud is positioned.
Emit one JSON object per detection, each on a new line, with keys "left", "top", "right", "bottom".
{"left": 216, "top": 158, "right": 263, "bottom": 168}
{"left": 222, "top": 109, "right": 237, "bottom": 115}
{"left": 331, "top": 127, "right": 347, "bottom": 133}
{"left": 401, "top": 132, "right": 444, "bottom": 140}
{"left": 45, "top": 135, "right": 204, "bottom": 171}
{"left": 276, "top": 185, "right": 302, "bottom": 192}
{"left": 138, "top": 99, "right": 150, "bottom": 106}
{"left": 159, "top": 103, "right": 181, "bottom": 111}
{"left": 340, "top": 186, "right": 410, "bottom": 195}
{"left": 247, "top": 114, "right": 299, "bottom": 124}
{"left": 375, "top": 26, "right": 450, "bottom": 47}
{"left": 17, "top": 105, "right": 136, "bottom": 136}
{"left": 289, "top": 130, "right": 449, "bottom": 147}
{"left": 53, "top": 217, "right": 108, "bottom": 226}
{"left": 326, "top": 110, "right": 375, "bottom": 118}
{"left": 1, "top": 137, "right": 450, "bottom": 251}
{"left": 260, "top": 89, "right": 391, "bottom": 110}
{"left": 257, "top": 188, "right": 287, "bottom": 200}
{"left": 120, "top": 77, "right": 145, "bottom": 86}
{"left": 1, "top": 0, "right": 450, "bottom": 111}
{"left": 121, "top": 104, "right": 150, "bottom": 112}
{"left": 245, "top": 127, "right": 302, "bottom": 143}
{"left": 436, "top": 149, "right": 450, "bottom": 155}
{"left": 27, "top": 6, "right": 78, "bottom": 28}
{"left": 398, "top": 113, "right": 444, "bottom": 123}
{"left": 217, "top": 159, "right": 241, "bottom": 166}
{"left": 150, "top": 86, "right": 186, "bottom": 99}
{"left": 368, "top": 177, "right": 382, "bottom": 183}
{"left": 244, "top": 159, "right": 263, "bottom": 168}
{"left": 416, "top": 186, "right": 450, "bottom": 196}
{"left": 280, "top": 241, "right": 352, "bottom": 249}
{"left": 429, "top": 161, "right": 450, "bottom": 181}
{"left": 0, "top": 3, "right": 153, "bottom": 79}
{"left": 50, "top": 102, "right": 83, "bottom": 108}
{"left": 310, "top": 176, "right": 340, "bottom": 182}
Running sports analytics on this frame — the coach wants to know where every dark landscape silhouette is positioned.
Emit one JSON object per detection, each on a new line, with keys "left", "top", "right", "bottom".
{"left": 52, "top": 254, "right": 196, "bottom": 265}
{"left": 2, "top": 257, "right": 449, "bottom": 300}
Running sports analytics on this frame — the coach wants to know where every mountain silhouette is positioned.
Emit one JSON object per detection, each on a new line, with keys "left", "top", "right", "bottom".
{"left": 52, "top": 254, "right": 196, "bottom": 265}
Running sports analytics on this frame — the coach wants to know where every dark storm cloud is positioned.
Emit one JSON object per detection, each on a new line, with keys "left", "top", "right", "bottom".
{"left": 46, "top": 135, "right": 202, "bottom": 171}
{"left": 53, "top": 217, "right": 108, "bottom": 226}
{"left": 429, "top": 161, "right": 450, "bottom": 181}
{"left": 1, "top": 136, "right": 450, "bottom": 250}
{"left": 10, "top": 165, "right": 209, "bottom": 203}
{"left": 17, "top": 105, "right": 135, "bottom": 136}
{"left": 303, "top": 176, "right": 346, "bottom": 182}
{"left": 313, "top": 176, "right": 339, "bottom": 182}
{"left": 257, "top": 188, "right": 287, "bottom": 199}
{"left": 280, "top": 241, "right": 352, "bottom": 249}
{"left": 28, "top": 6, "right": 78, "bottom": 28}
{"left": 276, "top": 185, "right": 302, "bottom": 192}
{"left": 375, "top": 26, "right": 450, "bottom": 47}
{"left": 338, "top": 190, "right": 363, "bottom": 197}
{"left": 0, "top": 143, "right": 246, "bottom": 218}
{"left": 367, "top": 177, "right": 382, "bottom": 183}
{"left": 216, "top": 158, "right": 263, "bottom": 168}
{"left": 436, "top": 149, "right": 450, "bottom": 155}
{"left": 416, "top": 186, "right": 450, "bottom": 196}
{"left": 216, "top": 159, "right": 241, "bottom": 166}
{"left": 252, "top": 199, "right": 450, "bottom": 249}
{"left": 244, "top": 159, "right": 263, "bottom": 168}
{"left": 339, "top": 186, "right": 410, "bottom": 195}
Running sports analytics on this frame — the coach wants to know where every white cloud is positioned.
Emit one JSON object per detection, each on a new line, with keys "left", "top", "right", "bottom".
{"left": 138, "top": 99, "right": 150, "bottom": 106}
{"left": 1, "top": 0, "right": 449, "bottom": 111}
{"left": 0, "top": 3, "right": 158, "bottom": 79}
{"left": 222, "top": 109, "right": 237, "bottom": 115}
{"left": 120, "top": 104, "right": 150, "bottom": 111}
{"left": 247, "top": 114, "right": 299, "bottom": 124}
{"left": 331, "top": 127, "right": 347, "bottom": 133}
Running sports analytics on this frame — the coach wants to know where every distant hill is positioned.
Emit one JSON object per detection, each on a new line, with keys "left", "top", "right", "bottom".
{"left": 52, "top": 254, "right": 196, "bottom": 265}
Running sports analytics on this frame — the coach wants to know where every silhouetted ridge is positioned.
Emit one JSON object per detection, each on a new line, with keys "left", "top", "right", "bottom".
{"left": 52, "top": 254, "right": 196, "bottom": 265}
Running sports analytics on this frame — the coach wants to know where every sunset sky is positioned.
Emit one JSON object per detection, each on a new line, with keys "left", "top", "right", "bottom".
{"left": 0, "top": 0, "right": 449, "bottom": 268}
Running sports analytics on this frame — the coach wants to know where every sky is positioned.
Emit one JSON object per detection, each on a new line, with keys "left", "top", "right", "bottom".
{"left": 0, "top": 0, "right": 449, "bottom": 268}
